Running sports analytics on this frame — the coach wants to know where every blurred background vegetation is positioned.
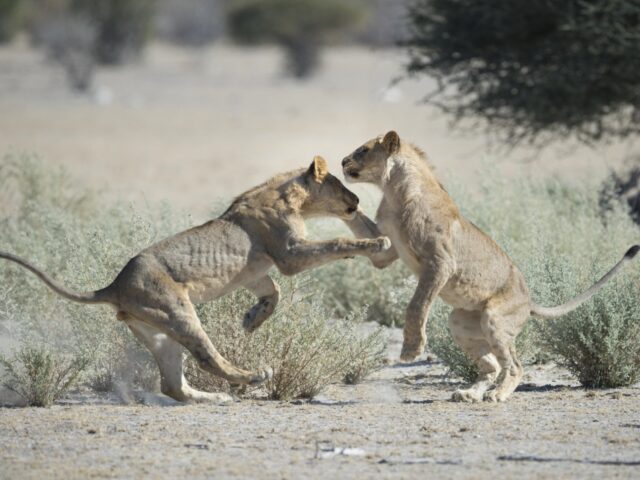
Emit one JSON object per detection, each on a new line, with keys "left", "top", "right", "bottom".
{"left": 1, "top": 0, "right": 637, "bottom": 150}
{"left": 0, "top": 0, "right": 411, "bottom": 87}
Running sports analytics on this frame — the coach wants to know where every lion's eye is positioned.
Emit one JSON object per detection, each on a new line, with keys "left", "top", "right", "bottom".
{"left": 356, "top": 146, "right": 369, "bottom": 156}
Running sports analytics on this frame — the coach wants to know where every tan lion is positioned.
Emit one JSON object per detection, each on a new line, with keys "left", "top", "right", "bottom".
{"left": 342, "top": 131, "right": 639, "bottom": 402}
{"left": 0, "top": 156, "right": 390, "bottom": 404}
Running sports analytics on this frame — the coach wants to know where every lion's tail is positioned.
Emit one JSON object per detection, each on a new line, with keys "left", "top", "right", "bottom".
{"left": 530, "top": 245, "right": 639, "bottom": 320}
{"left": 0, "top": 251, "right": 115, "bottom": 305}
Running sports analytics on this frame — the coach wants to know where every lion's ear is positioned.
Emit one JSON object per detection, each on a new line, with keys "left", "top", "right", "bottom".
{"left": 381, "top": 130, "right": 400, "bottom": 154}
{"left": 307, "top": 155, "right": 329, "bottom": 183}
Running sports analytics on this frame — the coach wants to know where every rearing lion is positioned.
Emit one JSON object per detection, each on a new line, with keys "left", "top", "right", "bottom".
{"left": 342, "top": 131, "right": 639, "bottom": 402}
{"left": 0, "top": 156, "right": 390, "bottom": 404}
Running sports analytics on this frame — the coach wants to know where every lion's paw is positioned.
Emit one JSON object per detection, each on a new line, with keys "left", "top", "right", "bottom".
{"left": 210, "top": 392, "right": 235, "bottom": 404}
{"left": 483, "top": 390, "right": 505, "bottom": 403}
{"left": 249, "top": 367, "right": 273, "bottom": 386}
{"left": 399, "top": 348, "right": 420, "bottom": 363}
{"left": 370, "top": 236, "right": 392, "bottom": 253}
{"left": 451, "top": 389, "right": 482, "bottom": 403}
{"left": 399, "top": 339, "right": 424, "bottom": 363}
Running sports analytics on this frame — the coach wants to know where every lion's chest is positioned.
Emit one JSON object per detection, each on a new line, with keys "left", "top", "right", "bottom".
{"left": 377, "top": 215, "right": 421, "bottom": 274}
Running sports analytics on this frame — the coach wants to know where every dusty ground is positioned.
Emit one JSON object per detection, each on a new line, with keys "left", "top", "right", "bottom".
{"left": 1, "top": 331, "right": 640, "bottom": 479}
{"left": 1, "top": 40, "right": 640, "bottom": 479}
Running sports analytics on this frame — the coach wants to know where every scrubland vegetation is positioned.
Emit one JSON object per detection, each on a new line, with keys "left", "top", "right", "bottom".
{"left": 0, "top": 155, "right": 639, "bottom": 406}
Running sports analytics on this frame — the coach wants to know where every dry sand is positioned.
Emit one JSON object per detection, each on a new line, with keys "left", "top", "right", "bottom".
{"left": 1, "top": 330, "right": 639, "bottom": 479}
{"left": 1, "top": 40, "right": 640, "bottom": 479}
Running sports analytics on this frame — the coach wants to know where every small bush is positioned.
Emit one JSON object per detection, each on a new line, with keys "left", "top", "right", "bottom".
{"left": 599, "top": 156, "right": 640, "bottom": 226}
{"left": 71, "top": 0, "right": 157, "bottom": 65}
{"left": 39, "top": 14, "right": 96, "bottom": 91}
{"left": 186, "top": 275, "right": 386, "bottom": 400}
{"left": 0, "top": 343, "right": 88, "bottom": 407}
{"left": 0, "top": 0, "right": 21, "bottom": 43}
{"left": 227, "top": 0, "right": 364, "bottom": 78}
{"left": 540, "top": 278, "right": 640, "bottom": 388}
{"left": 156, "top": 0, "right": 225, "bottom": 47}
{"left": 312, "top": 257, "right": 413, "bottom": 327}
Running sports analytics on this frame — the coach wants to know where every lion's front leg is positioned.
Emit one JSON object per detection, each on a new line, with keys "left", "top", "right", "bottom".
{"left": 400, "top": 263, "right": 450, "bottom": 362}
{"left": 343, "top": 209, "right": 399, "bottom": 269}
{"left": 272, "top": 237, "right": 391, "bottom": 276}
{"left": 243, "top": 275, "right": 280, "bottom": 333}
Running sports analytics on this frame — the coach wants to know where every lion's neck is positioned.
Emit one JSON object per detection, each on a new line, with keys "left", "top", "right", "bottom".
{"left": 382, "top": 154, "right": 439, "bottom": 200}
{"left": 380, "top": 153, "right": 458, "bottom": 225}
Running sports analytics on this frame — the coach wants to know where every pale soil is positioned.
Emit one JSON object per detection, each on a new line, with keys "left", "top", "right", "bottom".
{"left": 1, "top": 330, "right": 639, "bottom": 479}
{"left": 1, "top": 41, "right": 640, "bottom": 479}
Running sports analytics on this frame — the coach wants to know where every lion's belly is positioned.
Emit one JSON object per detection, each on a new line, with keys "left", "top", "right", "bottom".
{"left": 438, "top": 281, "right": 486, "bottom": 311}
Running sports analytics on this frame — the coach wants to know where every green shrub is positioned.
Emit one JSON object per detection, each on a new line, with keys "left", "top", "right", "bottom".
{"left": 540, "top": 277, "right": 640, "bottom": 388}
{"left": 311, "top": 257, "right": 413, "bottom": 327}
{"left": 227, "top": 0, "right": 364, "bottom": 78}
{"left": 71, "top": 0, "right": 157, "bottom": 64}
{"left": 0, "top": 0, "right": 21, "bottom": 43}
{"left": 185, "top": 274, "right": 386, "bottom": 400}
{"left": 0, "top": 343, "right": 88, "bottom": 407}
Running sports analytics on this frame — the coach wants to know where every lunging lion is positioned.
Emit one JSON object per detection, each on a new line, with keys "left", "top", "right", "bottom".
{"left": 0, "top": 156, "right": 390, "bottom": 404}
{"left": 342, "top": 131, "right": 639, "bottom": 402}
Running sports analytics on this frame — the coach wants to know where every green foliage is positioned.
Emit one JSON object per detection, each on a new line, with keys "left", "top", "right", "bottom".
{"left": 228, "top": 0, "right": 364, "bottom": 77}
{"left": 541, "top": 278, "right": 640, "bottom": 388}
{"left": 0, "top": 343, "right": 88, "bottom": 407}
{"left": 186, "top": 275, "right": 386, "bottom": 400}
{"left": 0, "top": 0, "right": 21, "bottom": 43}
{"left": 599, "top": 157, "right": 640, "bottom": 226}
{"left": 405, "top": 0, "right": 640, "bottom": 146}
{"left": 71, "top": 0, "right": 157, "bottom": 64}
{"left": 312, "top": 257, "right": 413, "bottom": 327}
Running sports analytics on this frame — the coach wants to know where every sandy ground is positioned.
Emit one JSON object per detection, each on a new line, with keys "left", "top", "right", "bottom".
{"left": 1, "top": 41, "right": 640, "bottom": 479}
{"left": 1, "top": 331, "right": 639, "bottom": 479}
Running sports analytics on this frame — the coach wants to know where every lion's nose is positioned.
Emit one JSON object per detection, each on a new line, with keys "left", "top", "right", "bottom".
{"left": 341, "top": 157, "right": 349, "bottom": 167}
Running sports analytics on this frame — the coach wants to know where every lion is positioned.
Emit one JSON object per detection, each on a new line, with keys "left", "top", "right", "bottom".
{"left": 0, "top": 156, "right": 390, "bottom": 404}
{"left": 342, "top": 131, "right": 639, "bottom": 402}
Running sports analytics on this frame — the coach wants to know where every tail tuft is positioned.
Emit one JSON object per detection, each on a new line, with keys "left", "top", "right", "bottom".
{"left": 625, "top": 245, "right": 640, "bottom": 259}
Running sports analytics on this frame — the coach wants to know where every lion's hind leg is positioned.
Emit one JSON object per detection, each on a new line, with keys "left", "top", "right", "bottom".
{"left": 126, "top": 294, "right": 272, "bottom": 388}
{"left": 480, "top": 307, "right": 527, "bottom": 403}
{"left": 243, "top": 275, "right": 280, "bottom": 333}
{"left": 125, "top": 318, "right": 233, "bottom": 404}
{"left": 449, "top": 309, "right": 501, "bottom": 403}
